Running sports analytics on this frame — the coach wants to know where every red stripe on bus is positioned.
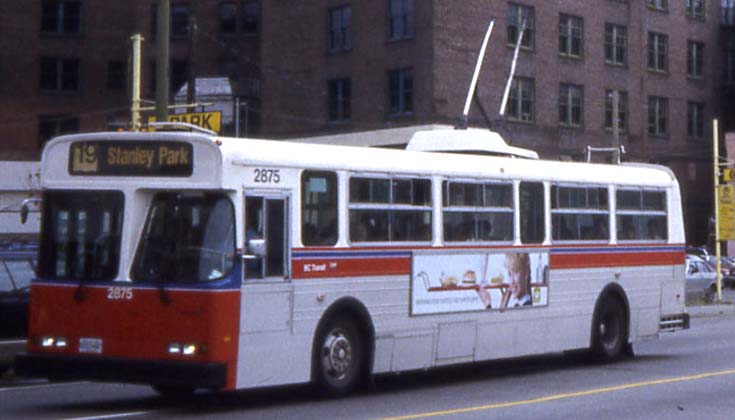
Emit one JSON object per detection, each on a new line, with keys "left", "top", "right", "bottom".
{"left": 27, "top": 284, "right": 241, "bottom": 391}
{"left": 550, "top": 251, "right": 685, "bottom": 269}
{"left": 293, "top": 257, "right": 411, "bottom": 279}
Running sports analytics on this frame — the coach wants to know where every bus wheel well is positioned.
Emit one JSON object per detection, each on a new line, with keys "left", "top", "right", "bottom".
{"left": 590, "top": 284, "right": 631, "bottom": 359}
{"left": 311, "top": 297, "right": 375, "bottom": 392}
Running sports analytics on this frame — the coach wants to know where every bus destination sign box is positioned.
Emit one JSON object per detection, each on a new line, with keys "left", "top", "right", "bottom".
{"left": 69, "top": 141, "right": 193, "bottom": 176}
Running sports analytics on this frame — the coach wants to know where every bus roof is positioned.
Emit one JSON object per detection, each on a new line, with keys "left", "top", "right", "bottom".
{"left": 42, "top": 130, "right": 677, "bottom": 190}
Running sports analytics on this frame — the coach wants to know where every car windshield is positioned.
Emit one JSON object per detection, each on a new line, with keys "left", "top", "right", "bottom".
{"left": 131, "top": 192, "right": 235, "bottom": 283}
{"left": 38, "top": 191, "right": 124, "bottom": 282}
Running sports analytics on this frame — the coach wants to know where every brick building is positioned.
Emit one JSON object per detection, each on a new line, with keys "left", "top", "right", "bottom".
{"left": 0, "top": 0, "right": 260, "bottom": 159}
{"left": 260, "top": 0, "right": 727, "bottom": 245}
{"left": 0, "top": 0, "right": 732, "bottom": 245}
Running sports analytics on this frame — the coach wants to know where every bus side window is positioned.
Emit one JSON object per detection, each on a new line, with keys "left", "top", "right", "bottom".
{"left": 301, "top": 171, "right": 338, "bottom": 246}
{"left": 520, "top": 182, "right": 544, "bottom": 244}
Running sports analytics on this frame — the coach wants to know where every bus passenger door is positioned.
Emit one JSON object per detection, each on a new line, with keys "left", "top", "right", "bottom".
{"left": 240, "top": 194, "right": 293, "bottom": 334}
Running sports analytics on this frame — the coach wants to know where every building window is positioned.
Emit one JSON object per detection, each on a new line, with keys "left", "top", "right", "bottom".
{"left": 726, "top": 48, "right": 735, "bottom": 85}
{"left": 40, "top": 57, "right": 80, "bottom": 92}
{"left": 388, "top": 68, "right": 413, "bottom": 116}
{"left": 646, "top": 0, "right": 668, "bottom": 11}
{"left": 648, "top": 96, "right": 669, "bottom": 137}
{"left": 686, "top": 0, "right": 705, "bottom": 19}
{"left": 724, "top": 0, "right": 735, "bottom": 24}
{"left": 604, "top": 90, "right": 628, "bottom": 132}
{"left": 559, "top": 84, "right": 583, "bottom": 127}
{"left": 171, "top": 60, "right": 188, "bottom": 94}
{"left": 506, "top": 77, "right": 534, "bottom": 122}
{"left": 687, "top": 102, "right": 705, "bottom": 139}
{"left": 328, "top": 77, "right": 351, "bottom": 122}
{"left": 106, "top": 61, "right": 126, "bottom": 90}
{"left": 604, "top": 23, "right": 627, "bottom": 65}
{"left": 328, "top": 6, "right": 352, "bottom": 52}
{"left": 38, "top": 115, "right": 79, "bottom": 149}
{"left": 388, "top": 0, "right": 414, "bottom": 41}
{"left": 687, "top": 40, "right": 704, "bottom": 79}
{"left": 220, "top": 2, "right": 237, "bottom": 33}
{"left": 171, "top": 4, "right": 190, "bottom": 38}
{"left": 559, "top": 14, "right": 583, "bottom": 58}
{"left": 41, "top": 1, "right": 81, "bottom": 34}
{"left": 507, "top": 3, "right": 534, "bottom": 49}
{"left": 242, "top": 1, "right": 260, "bottom": 34}
{"left": 647, "top": 32, "right": 668, "bottom": 72}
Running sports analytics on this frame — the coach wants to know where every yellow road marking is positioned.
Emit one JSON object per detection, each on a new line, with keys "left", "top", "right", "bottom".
{"left": 380, "top": 369, "right": 735, "bottom": 420}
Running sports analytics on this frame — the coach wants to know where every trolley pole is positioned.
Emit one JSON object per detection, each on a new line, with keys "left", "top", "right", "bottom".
{"left": 130, "top": 34, "right": 143, "bottom": 131}
{"left": 714, "top": 118, "right": 723, "bottom": 302}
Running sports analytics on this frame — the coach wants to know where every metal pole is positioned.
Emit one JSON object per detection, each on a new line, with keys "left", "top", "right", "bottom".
{"left": 714, "top": 119, "right": 722, "bottom": 302}
{"left": 458, "top": 19, "right": 494, "bottom": 129}
{"left": 244, "top": 102, "right": 249, "bottom": 138}
{"left": 499, "top": 19, "right": 526, "bottom": 116}
{"left": 612, "top": 90, "right": 620, "bottom": 164}
{"left": 235, "top": 97, "right": 240, "bottom": 137}
{"left": 130, "top": 34, "right": 143, "bottom": 131}
{"left": 155, "top": 0, "right": 170, "bottom": 123}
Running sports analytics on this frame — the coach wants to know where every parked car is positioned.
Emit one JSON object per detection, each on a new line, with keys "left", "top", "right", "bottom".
{"left": 685, "top": 255, "right": 718, "bottom": 304}
{"left": 686, "top": 246, "right": 712, "bottom": 263}
{"left": 0, "top": 241, "right": 36, "bottom": 371}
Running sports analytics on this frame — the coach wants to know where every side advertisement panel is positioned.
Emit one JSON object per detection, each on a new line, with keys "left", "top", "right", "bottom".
{"left": 411, "top": 250, "right": 549, "bottom": 315}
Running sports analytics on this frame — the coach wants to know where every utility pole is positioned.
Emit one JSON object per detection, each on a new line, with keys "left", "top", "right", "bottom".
{"left": 612, "top": 90, "right": 620, "bottom": 164}
{"left": 714, "top": 118, "right": 723, "bottom": 302}
{"left": 155, "top": 0, "right": 170, "bottom": 123}
{"left": 130, "top": 34, "right": 143, "bottom": 131}
{"left": 187, "top": 16, "right": 197, "bottom": 113}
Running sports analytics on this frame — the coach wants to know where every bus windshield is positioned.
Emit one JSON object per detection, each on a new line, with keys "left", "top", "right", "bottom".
{"left": 131, "top": 192, "right": 235, "bottom": 284}
{"left": 39, "top": 191, "right": 124, "bottom": 282}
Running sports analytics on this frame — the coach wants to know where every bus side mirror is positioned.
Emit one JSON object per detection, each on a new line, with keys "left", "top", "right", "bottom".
{"left": 19, "top": 197, "right": 41, "bottom": 225}
{"left": 243, "top": 238, "right": 266, "bottom": 259}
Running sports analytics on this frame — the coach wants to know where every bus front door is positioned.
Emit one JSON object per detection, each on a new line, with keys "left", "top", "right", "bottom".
{"left": 240, "top": 193, "right": 293, "bottom": 332}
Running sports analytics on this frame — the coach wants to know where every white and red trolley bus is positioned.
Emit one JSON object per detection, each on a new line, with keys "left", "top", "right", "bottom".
{"left": 16, "top": 127, "right": 688, "bottom": 396}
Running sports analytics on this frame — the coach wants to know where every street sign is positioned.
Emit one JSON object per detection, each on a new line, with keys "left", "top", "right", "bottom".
{"left": 147, "top": 111, "right": 222, "bottom": 133}
{"left": 724, "top": 168, "right": 734, "bottom": 183}
{"left": 718, "top": 185, "right": 735, "bottom": 240}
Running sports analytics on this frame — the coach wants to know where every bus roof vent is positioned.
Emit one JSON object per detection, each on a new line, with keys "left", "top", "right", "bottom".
{"left": 406, "top": 128, "right": 538, "bottom": 159}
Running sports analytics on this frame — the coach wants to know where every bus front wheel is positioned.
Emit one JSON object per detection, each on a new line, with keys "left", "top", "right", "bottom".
{"left": 592, "top": 297, "right": 627, "bottom": 360}
{"left": 315, "top": 316, "right": 365, "bottom": 396}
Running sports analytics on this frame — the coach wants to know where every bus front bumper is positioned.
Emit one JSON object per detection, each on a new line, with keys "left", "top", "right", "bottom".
{"left": 14, "top": 352, "right": 227, "bottom": 389}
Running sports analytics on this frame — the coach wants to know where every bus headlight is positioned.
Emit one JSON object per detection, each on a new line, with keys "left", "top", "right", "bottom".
{"left": 55, "top": 337, "right": 67, "bottom": 348}
{"left": 41, "top": 336, "right": 55, "bottom": 347}
{"left": 168, "top": 342, "right": 181, "bottom": 354}
{"left": 182, "top": 343, "right": 198, "bottom": 356}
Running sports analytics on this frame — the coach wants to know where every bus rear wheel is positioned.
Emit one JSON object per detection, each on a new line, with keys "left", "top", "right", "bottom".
{"left": 592, "top": 297, "right": 627, "bottom": 360}
{"left": 315, "top": 317, "right": 365, "bottom": 396}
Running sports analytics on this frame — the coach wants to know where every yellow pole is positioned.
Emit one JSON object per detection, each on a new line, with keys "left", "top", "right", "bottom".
{"left": 714, "top": 119, "right": 722, "bottom": 302}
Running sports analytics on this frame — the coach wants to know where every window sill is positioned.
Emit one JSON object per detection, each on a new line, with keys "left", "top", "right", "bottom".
{"left": 387, "top": 35, "right": 415, "bottom": 44}
{"left": 559, "top": 53, "right": 583, "bottom": 61}
{"left": 647, "top": 68, "right": 669, "bottom": 76}
{"left": 604, "top": 61, "right": 627, "bottom": 69}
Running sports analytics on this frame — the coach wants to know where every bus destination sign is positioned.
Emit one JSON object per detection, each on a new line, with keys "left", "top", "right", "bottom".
{"left": 69, "top": 141, "right": 193, "bottom": 176}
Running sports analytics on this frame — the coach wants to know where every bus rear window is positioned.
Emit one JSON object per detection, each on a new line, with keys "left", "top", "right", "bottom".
{"left": 39, "top": 191, "right": 124, "bottom": 282}
{"left": 131, "top": 192, "right": 235, "bottom": 283}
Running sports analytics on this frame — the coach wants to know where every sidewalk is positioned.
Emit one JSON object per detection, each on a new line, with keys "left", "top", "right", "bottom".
{"left": 687, "top": 302, "right": 735, "bottom": 318}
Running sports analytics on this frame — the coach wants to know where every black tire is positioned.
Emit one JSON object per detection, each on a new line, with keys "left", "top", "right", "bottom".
{"left": 592, "top": 297, "right": 627, "bottom": 360}
{"left": 314, "top": 316, "right": 365, "bottom": 396}
{"left": 151, "top": 384, "right": 195, "bottom": 399}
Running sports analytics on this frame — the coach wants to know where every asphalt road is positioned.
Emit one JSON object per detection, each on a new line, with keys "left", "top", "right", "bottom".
{"left": 2, "top": 308, "right": 735, "bottom": 420}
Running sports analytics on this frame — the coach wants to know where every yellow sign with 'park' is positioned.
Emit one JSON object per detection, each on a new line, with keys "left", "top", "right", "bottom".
{"left": 147, "top": 111, "right": 222, "bottom": 133}
{"left": 719, "top": 185, "right": 735, "bottom": 240}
